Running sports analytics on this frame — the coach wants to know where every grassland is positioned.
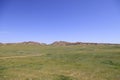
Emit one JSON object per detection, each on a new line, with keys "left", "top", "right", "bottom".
{"left": 0, "top": 44, "right": 120, "bottom": 80}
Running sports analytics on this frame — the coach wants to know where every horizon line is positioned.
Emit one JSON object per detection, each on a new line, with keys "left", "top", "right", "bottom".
{"left": 0, "top": 41, "right": 120, "bottom": 45}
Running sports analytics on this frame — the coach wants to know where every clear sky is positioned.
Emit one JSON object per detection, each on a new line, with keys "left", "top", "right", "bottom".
{"left": 0, "top": 0, "right": 120, "bottom": 44}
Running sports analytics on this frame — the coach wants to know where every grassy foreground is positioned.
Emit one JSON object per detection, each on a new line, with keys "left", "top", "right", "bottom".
{"left": 0, "top": 44, "right": 120, "bottom": 80}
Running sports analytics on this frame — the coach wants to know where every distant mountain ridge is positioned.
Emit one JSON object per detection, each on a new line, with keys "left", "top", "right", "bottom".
{"left": 0, "top": 41, "right": 46, "bottom": 46}
{"left": 0, "top": 41, "right": 119, "bottom": 46}
{"left": 50, "top": 41, "right": 120, "bottom": 46}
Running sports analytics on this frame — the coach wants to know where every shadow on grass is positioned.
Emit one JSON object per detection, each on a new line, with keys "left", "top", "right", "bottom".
{"left": 101, "top": 60, "right": 120, "bottom": 68}
{"left": 54, "top": 75, "right": 73, "bottom": 80}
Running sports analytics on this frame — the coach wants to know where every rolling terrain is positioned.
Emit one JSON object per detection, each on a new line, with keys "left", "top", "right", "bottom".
{"left": 0, "top": 42, "right": 120, "bottom": 80}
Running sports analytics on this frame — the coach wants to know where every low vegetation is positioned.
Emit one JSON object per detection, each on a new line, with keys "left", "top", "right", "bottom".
{"left": 0, "top": 42, "right": 120, "bottom": 80}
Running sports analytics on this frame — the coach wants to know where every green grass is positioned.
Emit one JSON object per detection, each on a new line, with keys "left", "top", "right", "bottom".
{"left": 0, "top": 44, "right": 120, "bottom": 80}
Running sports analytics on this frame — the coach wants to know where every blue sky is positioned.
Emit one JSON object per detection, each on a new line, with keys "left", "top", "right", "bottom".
{"left": 0, "top": 0, "right": 120, "bottom": 43}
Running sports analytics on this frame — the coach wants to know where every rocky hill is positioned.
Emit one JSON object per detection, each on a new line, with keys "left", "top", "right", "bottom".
{"left": 0, "top": 41, "right": 119, "bottom": 46}
{"left": 50, "top": 41, "right": 119, "bottom": 46}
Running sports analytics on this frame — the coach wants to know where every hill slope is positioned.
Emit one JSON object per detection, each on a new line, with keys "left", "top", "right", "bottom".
{"left": 0, "top": 43, "right": 120, "bottom": 80}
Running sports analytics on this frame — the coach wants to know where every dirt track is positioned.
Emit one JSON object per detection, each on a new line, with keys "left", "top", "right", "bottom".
{"left": 0, "top": 54, "right": 42, "bottom": 59}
